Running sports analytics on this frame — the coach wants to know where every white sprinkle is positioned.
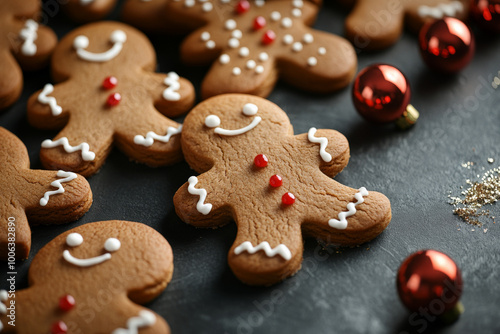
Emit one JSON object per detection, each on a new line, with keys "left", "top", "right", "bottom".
{"left": 292, "top": 42, "right": 303, "bottom": 52}
{"left": 228, "top": 38, "right": 240, "bottom": 48}
{"left": 206, "top": 40, "right": 215, "bottom": 49}
{"left": 255, "top": 0, "right": 264, "bottom": 6}
{"left": 283, "top": 34, "right": 293, "bottom": 45}
{"left": 219, "top": 54, "right": 230, "bottom": 64}
{"left": 308, "top": 57, "right": 317, "bottom": 66}
{"left": 232, "top": 29, "right": 242, "bottom": 39}
{"left": 281, "top": 17, "right": 292, "bottom": 28}
{"left": 255, "top": 65, "right": 264, "bottom": 74}
{"left": 258, "top": 52, "right": 269, "bottom": 62}
{"left": 201, "top": 32, "right": 210, "bottom": 41}
{"left": 225, "top": 19, "right": 236, "bottom": 30}
{"left": 220, "top": 0, "right": 230, "bottom": 3}
{"left": 318, "top": 47, "right": 326, "bottom": 55}
{"left": 233, "top": 67, "right": 241, "bottom": 75}
{"left": 246, "top": 59, "right": 256, "bottom": 69}
{"left": 303, "top": 33, "right": 314, "bottom": 44}
{"left": 185, "top": 0, "right": 195, "bottom": 7}
{"left": 292, "top": 8, "right": 302, "bottom": 17}
{"left": 239, "top": 47, "right": 249, "bottom": 57}
{"left": 271, "top": 11, "right": 281, "bottom": 21}
{"left": 202, "top": 2, "right": 213, "bottom": 11}
{"left": 293, "top": 0, "right": 303, "bottom": 8}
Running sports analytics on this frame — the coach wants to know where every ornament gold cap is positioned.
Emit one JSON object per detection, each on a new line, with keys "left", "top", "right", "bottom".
{"left": 395, "top": 104, "right": 419, "bottom": 130}
{"left": 439, "top": 301, "right": 465, "bottom": 325}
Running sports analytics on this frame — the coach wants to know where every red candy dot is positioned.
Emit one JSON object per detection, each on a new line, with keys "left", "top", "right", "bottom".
{"left": 254, "top": 154, "right": 268, "bottom": 168}
{"left": 262, "top": 30, "right": 276, "bottom": 45}
{"left": 235, "top": 0, "right": 250, "bottom": 14}
{"left": 269, "top": 175, "right": 283, "bottom": 188}
{"left": 102, "top": 76, "right": 117, "bottom": 90}
{"left": 282, "top": 192, "right": 295, "bottom": 206}
{"left": 106, "top": 93, "right": 121, "bottom": 107}
{"left": 51, "top": 321, "right": 68, "bottom": 334}
{"left": 59, "top": 294, "right": 76, "bottom": 312}
{"left": 253, "top": 16, "right": 266, "bottom": 30}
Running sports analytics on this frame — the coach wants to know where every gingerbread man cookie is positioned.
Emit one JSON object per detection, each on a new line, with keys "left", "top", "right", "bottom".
{"left": 27, "top": 21, "right": 195, "bottom": 177}
{"left": 63, "top": 0, "right": 118, "bottom": 22}
{"left": 0, "top": 0, "right": 57, "bottom": 110}
{"left": 0, "top": 220, "right": 173, "bottom": 334}
{"left": 174, "top": 94, "right": 392, "bottom": 286}
{"left": 0, "top": 127, "right": 92, "bottom": 260}
{"left": 158, "top": 0, "right": 356, "bottom": 99}
{"left": 342, "top": 0, "right": 469, "bottom": 50}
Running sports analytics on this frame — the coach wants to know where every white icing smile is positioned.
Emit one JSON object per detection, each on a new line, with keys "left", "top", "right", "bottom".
{"left": 205, "top": 103, "right": 261, "bottom": 136}
{"left": 234, "top": 241, "right": 292, "bottom": 261}
{"left": 63, "top": 233, "right": 121, "bottom": 267}
{"left": 73, "top": 30, "right": 127, "bottom": 62}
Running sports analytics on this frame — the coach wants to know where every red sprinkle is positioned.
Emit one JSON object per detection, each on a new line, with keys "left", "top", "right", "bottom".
{"left": 262, "top": 30, "right": 276, "bottom": 45}
{"left": 59, "top": 295, "right": 76, "bottom": 312}
{"left": 269, "top": 175, "right": 283, "bottom": 188}
{"left": 102, "top": 76, "right": 118, "bottom": 90}
{"left": 282, "top": 192, "right": 295, "bottom": 206}
{"left": 253, "top": 16, "right": 266, "bottom": 30}
{"left": 254, "top": 154, "right": 268, "bottom": 168}
{"left": 235, "top": 0, "right": 250, "bottom": 14}
{"left": 51, "top": 321, "right": 68, "bottom": 334}
{"left": 106, "top": 93, "right": 121, "bottom": 107}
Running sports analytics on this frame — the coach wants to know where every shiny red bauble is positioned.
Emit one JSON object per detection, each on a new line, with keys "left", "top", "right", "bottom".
{"left": 419, "top": 18, "right": 475, "bottom": 73}
{"left": 470, "top": 0, "right": 500, "bottom": 32}
{"left": 397, "top": 250, "right": 463, "bottom": 313}
{"left": 352, "top": 64, "right": 412, "bottom": 124}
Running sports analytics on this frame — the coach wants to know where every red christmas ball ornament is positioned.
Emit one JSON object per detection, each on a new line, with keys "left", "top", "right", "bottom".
{"left": 419, "top": 18, "right": 475, "bottom": 73}
{"left": 352, "top": 64, "right": 419, "bottom": 129}
{"left": 397, "top": 250, "right": 464, "bottom": 323}
{"left": 470, "top": 0, "right": 500, "bottom": 33}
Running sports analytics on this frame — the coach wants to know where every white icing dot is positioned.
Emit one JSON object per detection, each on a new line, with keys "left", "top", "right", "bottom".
{"left": 292, "top": 42, "right": 303, "bottom": 52}
{"left": 232, "top": 29, "right": 242, "bottom": 39}
{"left": 205, "top": 115, "right": 221, "bottom": 127}
{"left": 255, "top": 65, "right": 264, "bottom": 74}
{"left": 110, "top": 30, "right": 127, "bottom": 43}
{"left": 0, "top": 290, "right": 7, "bottom": 302}
{"left": 271, "top": 11, "right": 281, "bottom": 21}
{"left": 303, "top": 33, "right": 314, "bottom": 44}
{"left": 228, "top": 38, "right": 240, "bottom": 48}
{"left": 201, "top": 31, "right": 210, "bottom": 41}
{"left": 73, "top": 35, "right": 89, "bottom": 49}
{"left": 206, "top": 40, "right": 215, "bottom": 49}
{"left": 308, "top": 57, "right": 317, "bottom": 66}
{"left": 239, "top": 47, "right": 249, "bottom": 57}
{"left": 220, "top": 0, "right": 230, "bottom": 3}
{"left": 66, "top": 233, "right": 83, "bottom": 247}
{"left": 233, "top": 67, "right": 241, "bottom": 75}
{"left": 255, "top": 0, "right": 264, "bottom": 6}
{"left": 283, "top": 34, "right": 293, "bottom": 45}
{"left": 246, "top": 59, "right": 256, "bottom": 69}
{"left": 220, "top": 54, "right": 230, "bottom": 64}
{"left": 104, "top": 238, "right": 121, "bottom": 252}
{"left": 185, "top": 0, "right": 195, "bottom": 7}
{"left": 258, "top": 52, "right": 269, "bottom": 62}
{"left": 225, "top": 19, "right": 237, "bottom": 30}
{"left": 293, "top": 0, "right": 303, "bottom": 7}
{"left": 292, "top": 8, "right": 302, "bottom": 17}
{"left": 243, "top": 103, "right": 258, "bottom": 116}
{"left": 318, "top": 47, "right": 326, "bottom": 55}
{"left": 281, "top": 17, "right": 292, "bottom": 28}
{"left": 202, "top": 2, "right": 213, "bottom": 11}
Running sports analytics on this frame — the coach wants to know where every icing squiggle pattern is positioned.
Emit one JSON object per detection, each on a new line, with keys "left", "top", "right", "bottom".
{"left": 163, "top": 72, "right": 181, "bottom": 101}
{"left": 308, "top": 127, "right": 332, "bottom": 163}
{"left": 40, "top": 170, "right": 77, "bottom": 206}
{"left": 73, "top": 30, "right": 127, "bottom": 62}
{"left": 418, "top": 1, "right": 464, "bottom": 19}
{"left": 329, "top": 188, "right": 369, "bottom": 230}
{"left": 234, "top": 241, "right": 292, "bottom": 261}
{"left": 41, "top": 137, "right": 96, "bottom": 161}
{"left": 188, "top": 176, "right": 212, "bottom": 215}
{"left": 38, "top": 84, "right": 63, "bottom": 116}
{"left": 0, "top": 289, "right": 7, "bottom": 331}
{"left": 134, "top": 125, "right": 182, "bottom": 147}
{"left": 112, "top": 310, "right": 156, "bottom": 334}
{"left": 19, "top": 19, "right": 38, "bottom": 56}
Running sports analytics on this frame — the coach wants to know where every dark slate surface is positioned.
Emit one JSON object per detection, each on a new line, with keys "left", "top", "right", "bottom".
{"left": 1, "top": 1, "right": 500, "bottom": 333}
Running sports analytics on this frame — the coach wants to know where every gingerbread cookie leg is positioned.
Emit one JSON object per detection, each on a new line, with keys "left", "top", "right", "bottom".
{"left": 145, "top": 72, "right": 195, "bottom": 118}
{"left": 0, "top": 200, "right": 31, "bottom": 260}
{"left": 12, "top": 20, "right": 57, "bottom": 71}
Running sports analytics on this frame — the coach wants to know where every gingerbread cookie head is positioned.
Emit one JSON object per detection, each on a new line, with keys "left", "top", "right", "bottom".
{"left": 63, "top": 0, "right": 118, "bottom": 23}
{"left": 174, "top": 95, "right": 392, "bottom": 286}
{"left": 0, "top": 127, "right": 92, "bottom": 260}
{"left": 163, "top": 0, "right": 356, "bottom": 99}
{"left": 27, "top": 21, "right": 195, "bottom": 177}
{"left": 0, "top": 0, "right": 57, "bottom": 110}
{"left": 0, "top": 220, "right": 173, "bottom": 333}
{"left": 343, "top": 0, "right": 469, "bottom": 50}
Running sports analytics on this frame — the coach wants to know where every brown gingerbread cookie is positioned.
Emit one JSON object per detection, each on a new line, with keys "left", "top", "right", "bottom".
{"left": 0, "top": 127, "right": 92, "bottom": 260}
{"left": 158, "top": 0, "right": 356, "bottom": 99}
{"left": 122, "top": 0, "right": 178, "bottom": 33}
{"left": 27, "top": 21, "right": 195, "bottom": 177}
{"left": 0, "top": 0, "right": 57, "bottom": 110}
{"left": 174, "top": 94, "right": 392, "bottom": 286}
{"left": 0, "top": 220, "right": 173, "bottom": 334}
{"left": 342, "top": 0, "right": 470, "bottom": 50}
{"left": 63, "top": 0, "right": 118, "bottom": 22}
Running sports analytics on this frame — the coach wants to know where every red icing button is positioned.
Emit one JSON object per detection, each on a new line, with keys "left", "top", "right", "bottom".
{"left": 106, "top": 93, "right": 121, "bottom": 107}
{"left": 282, "top": 192, "right": 295, "bottom": 205}
{"left": 51, "top": 321, "right": 68, "bottom": 334}
{"left": 59, "top": 294, "right": 76, "bottom": 312}
{"left": 254, "top": 154, "right": 268, "bottom": 168}
{"left": 262, "top": 30, "right": 276, "bottom": 45}
{"left": 102, "top": 76, "right": 117, "bottom": 90}
{"left": 253, "top": 16, "right": 266, "bottom": 30}
{"left": 270, "top": 175, "right": 283, "bottom": 188}
{"left": 235, "top": 0, "right": 250, "bottom": 14}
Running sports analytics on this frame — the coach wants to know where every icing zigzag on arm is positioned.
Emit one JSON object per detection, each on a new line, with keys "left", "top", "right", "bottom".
{"left": 329, "top": 187, "right": 369, "bottom": 230}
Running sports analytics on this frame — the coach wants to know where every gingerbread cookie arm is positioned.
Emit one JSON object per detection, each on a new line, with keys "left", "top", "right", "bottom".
{"left": 63, "top": 0, "right": 118, "bottom": 22}
{"left": 12, "top": 20, "right": 57, "bottom": 71}
{"left": 121, "top": 0, "right": 172, "bottom": 33}
{"left": 27, "top": 82, "right": 73, "bottom": 130}
{"left": 109, "top": 297, "right": 171, "bottom": 334}
{"left": 174, "top": 171, "right": 233, "bottom": 228}
{"left": 0, "top": 198, "right": 31, "bottom": 260}
{"left": 0, "top": 51, "right": 22, "bottom": 110}
{"left": 180, "top": 25, "right": 230, "bottom": 66}
{"left": 301, "top": 181, "right": 391, "bottom": 246}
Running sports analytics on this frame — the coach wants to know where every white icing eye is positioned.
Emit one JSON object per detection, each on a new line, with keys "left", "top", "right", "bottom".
{"left": 205, "top": 115, "right": 221, "bottom": 128}
{"left": 73, "top": 35, "right": 89, "bottom": 49}
{"left": 110, "top": 30, "right": 127, "bottom": 43}
{"left": 242, "top": 103, "right": 258, "bottom": 116}
{"left": 66, "top": 233, "right": 84, "bottom": 247}
{"left": 104, "top": 238, "right": 121, "bottom": 252}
